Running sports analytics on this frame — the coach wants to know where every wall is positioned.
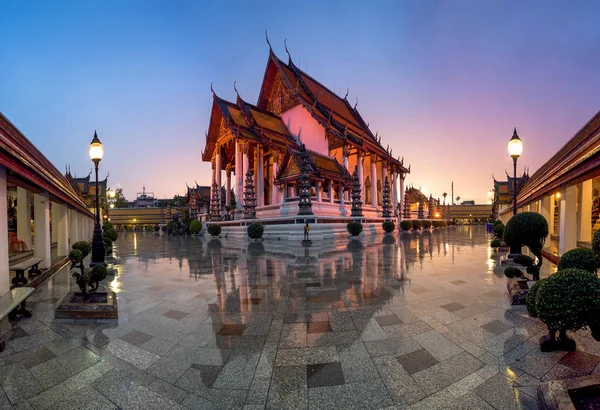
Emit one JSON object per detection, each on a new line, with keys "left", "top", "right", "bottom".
{"left": 281, "top": 105, "right": 328, "bottom": 156}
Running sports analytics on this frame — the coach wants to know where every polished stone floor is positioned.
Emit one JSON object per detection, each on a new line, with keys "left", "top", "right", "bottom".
{"left": 1, "top": 226, "right": 599, "bottom": 409}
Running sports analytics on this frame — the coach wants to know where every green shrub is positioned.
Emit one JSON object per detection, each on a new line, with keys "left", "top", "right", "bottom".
{"left": 558, "top": 248, "right": 600, "bottom": 273}
{"left": 400, "top": 220, "right": 413, "bottom": 230}
{"left": 153, "top": 225, "right": 160, "bottom": 232}
{"left": 89, "top": 265, "right": 108, "bottom": 283}
{"left": 526, "top": 278, "right": 545, "bottom": 318}
{"left": 490, "top": 239, "right": 501, "bottom": 248}
{"left": 513, "top": 254, "right": 534, "bottom": 267}
{"left": 492, "top": 223, "right": 505, "bottom": 239}
{"left": 207, "top": 224, "right": 221, "bottom": 236}
{"left": 382, "top": 221, "right": 395, "bottom": 233}
{"left": 504, "top": 266, "right": 524, "bottom": 279}
{"left": 189, "top": 219, "right": 203, "bottom": 234}
{"left": 422, "top": 220, "right": 432, "bottom": 229}
{"left": 103, "top": 237, "right": 113, "bottom": 248}
{"left": 72, "top": 241, "right": 92, "bottom": 258}
{"left": 493, "top": 220, "right": 503, "bottom": 227}
{"left": 103, "top": 228, "right": 118, "bottom": 242}
{"left": 160, "top": 225, "right": 167, "bottom": 232}
{"left": 69, "top": 249, "right": 83, "bottom": 264}
{"left": 592, "top": 230, "right": 600, "bottom": 257}
{"left": 533, "top": 268, "right": 600, "bottom": 334}
{"left": 347, "top": 221, "right": 363, "bottom": 236}
{"left": 102, "top": 221, "right": 114, "bottom": 231}
{"left": 504, "top": 212, "right": 548, "bottom": 279}
{"left": 432, "top": 220, "right": 442, "bottom": 228}
{"left": 412, "top": 220, "right": 423, "bottom": 230}
{"left": 247, "top": 223, "right": 264, "bottom": 239}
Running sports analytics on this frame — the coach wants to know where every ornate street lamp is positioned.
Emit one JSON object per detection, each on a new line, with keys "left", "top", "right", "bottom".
{"left": 508, "top": 128, "right": 523, "bottom": 216}
{"left": 508, "top": 128, "right": 523, "bottom": 257}
{"left": 89, "top": 131, "right": 106, "bottom": 267}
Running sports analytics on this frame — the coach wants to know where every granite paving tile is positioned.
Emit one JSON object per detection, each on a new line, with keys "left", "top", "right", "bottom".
{"left": 119, "top": 329, "right": 153, "bottom": 347}
{"left": 280, "top": 323, "right": 307, "bottom": 348}
{"left": 275, "top": 346, "right": 339, "bottom": 366}
{"left": 27, "top": 382, "right": 71, "bottom": 410}
{"left": 373, "top": 355, "right": 426, "bottom": 405}
{"left": 473, "top": 373, "right": 523, "bottom": 410}
{"left": 45, "top": 386, "right": 116, "bottom": 410}
{"left": 307, "top": 380, "right": 393, "bottom": 410}
{"left": 163, "top": 309, "right": 190, "bottom": 320}
{"left": 307, "top": 362, "right": 345, "bottom": 388}
{"left": 412, "top": 351, "right": 485, "bottom": 395}
{"left": 212, "top": 349, "right": 261, "bottom": 389}
{"left": 336, "top": 342, "right": 380, "bottom": 384}
{"left": 28, "top": 358, "right": 71, "bottom": 390}
{"left": 307, "top": 321, "right": 332, "bottom": 334}
{"left": 63, "top": 366, "right": 103, "bottom": 391}
{"left": 148, "top": 378, "right": 188, "bottom": 403}
{"left": 375, "top": 314, "right": 403, "bottom": 327}
{"left": 413, "top": 330, "right": 464, "bottom": 361}
{"left": 181, "top": 392, "right": 217, "bottom": 410}
{"left": 364, "top": 336, "right": 421, "bottom": 358}
{"left": 105, "top": 338, "right": 160, "bottom": 370}
{"left": 1, "top": 364, "right": 45, "bottom": 404}
{"left": 208, "top": 388, "right": 248, "bottom": 409}
{"left": 397, "top": 348, "right": 439, "bottom": 375}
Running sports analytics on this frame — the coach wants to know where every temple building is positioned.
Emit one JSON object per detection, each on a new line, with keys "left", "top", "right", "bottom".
{"left": 492, "top": 170, "right": 528, "bottom": 218}
{"left": 65, "top": 168, "right": 109, "bottom": 220}
{"left": 202, "top": 43, "right": 410, "bottom": 221}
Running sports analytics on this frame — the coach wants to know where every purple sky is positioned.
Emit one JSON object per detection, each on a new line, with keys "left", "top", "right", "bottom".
{"left": 1, "top": 1, "right": 599, "bottom": 203}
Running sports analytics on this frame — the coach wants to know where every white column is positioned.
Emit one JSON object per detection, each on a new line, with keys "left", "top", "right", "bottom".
{"left": 34, "top": 192, "right": 51, "bottom": 269}
{"left": 55, "top": 204, "right": 69, "bottom": 256}
{"left": 578, "top": 180, "right": 592, "bottom": 243}
{"left": 399, "top": 173, "right": 405, "bottom": 220}
{"left": 371, "top": 155, "right": 377, "bottom": 208}
{"left": 16, "top": 186, "right": 32, "bottom": 250}
{"left": 243, "top": 144, "right": 249, "bottom": 187}
{"left": 235, "top": 141, "right": 243, "bottom": 211}
{"left": 357, "top": 152, "right": 364, "bottom": 204}
{"left": 316, "top": 181, "right": 321, "bottom": 202}
{"left": 559, "top": 185, "right": 577, "bottom": 255}
{"left": 226, "top": 167, "right": 232, "bottom": 210}
{"left": 282, "top": 182, "right": 287, "bottom": 203}
{"left": 540, "top": 195, "right": 552, "bottom": 247}
{"left": 392, "top": 170, "right": 398, "bottom": 215}
{"left": 329, "top": 180, "right": 334, "bottom": 204}
{"left": 0, "top": 166, "right": 9, "bottom": 295}
{"left": 272, "top": 155, "right": 279, "bottom": 205}
{"left": 51, "top": 202, "right": 60, "bottom": 244}
{"left": 342, "top": 145, "right": 348, "bottom": 170}
{"left": 69, "top": 209, "right": 79, "bottom": 244}
{"left": 210, "top": 161, "right": 216, "bottom": 201}
{"left": 382, "top": 161, "right": 388, "bottom": 188}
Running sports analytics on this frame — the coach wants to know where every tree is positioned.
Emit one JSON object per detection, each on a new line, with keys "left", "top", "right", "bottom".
{"left": 503, "top": 212, "right": 549, "bottom": 280}
{"left": 456, "top": 196, "right": 460, "bottom": 204}
{"left": 111, "top": 187, "right": 129, "bottom": 208}
{"left": 442, "top": 192, "right": 447, "bottom": 205}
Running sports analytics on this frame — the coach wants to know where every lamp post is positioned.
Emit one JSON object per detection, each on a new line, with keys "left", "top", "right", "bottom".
{"left": 89, "top": 131, "right": 106, "bottom": 267}
{"left": 508, "top": 128, "right": 523, "bottom": 257}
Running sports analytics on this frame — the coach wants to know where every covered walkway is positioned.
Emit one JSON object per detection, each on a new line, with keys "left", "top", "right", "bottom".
{"left": 0, "top": 112, "right": 94, "bottom": 295}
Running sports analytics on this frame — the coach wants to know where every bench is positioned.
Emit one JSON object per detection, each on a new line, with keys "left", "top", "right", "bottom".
{"left": 0, "top": 287, "right": 34, "bottom": 352}
{"left": 9, "top": 257, "right": 43, "bottom": 286}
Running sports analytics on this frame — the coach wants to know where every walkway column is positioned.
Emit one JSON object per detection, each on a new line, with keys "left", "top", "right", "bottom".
{"left": 0, "top": 166, "right": 9, "bottom": 295}
{"left": 51, "top": 203, "right": 60, "bottom": 244}
{"left": 316, "top": 181, "right": 321, "bottom": 202}
{"left": 342, "top": 145, "right": 348, "bottom": 170}
{"left": 559, "top": 185, "right": 577, "bottom": 255}
{"left": 329, "top": 180, "right": 334, "bottom": 204}
{"left": 357, "top": 152, "right": 364, "bottom": 204}
{"left": 16, "top": 186, "right": 32, "bottom": 250}
{"left": 540, "top": 195, "right": 552, "bottom": 247}
{"left": 210, "top": 161, "right": 216, "bottom": 201}
{"left": 69, "top": 209, "right": 79, "bottom": 244}
{"left": 272, "top": 153, "right": 279, "bottom": 205}
{"left": 242, "top": 143, "right": 249, "bottom": 190}
{"left": 55, "top": 204, "right": 69, "bottom": 256}
{"left": 215, "top": 145, "right": 222, "bottom": 212}
{"left": 235, "top": 141, "right": 243, "bottom": 211}
{"left": 225, "top": 165, "right": 232, "bottom": 210}
{"left": 578, "top": 180, "right": 592, "bottom": 243}
{"left": 371, "top": 155, "right": 377, "bottom": 208}
{"left": 34, "top": 192, "right": 51, "bottom": 269}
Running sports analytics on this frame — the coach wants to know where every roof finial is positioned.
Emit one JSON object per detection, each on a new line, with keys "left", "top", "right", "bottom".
{"left": 354, "top": 97, "right": 358, "bottom": 110}
{"left": 265, "top": 30, "right": 272, "bottom": 52}
{"left": 233, "top": 80, "right": 240, "bottom": 99}
{"left": 284, "top": 39, "right": 292, "bottom": 63}
{"left": 210, "top": 82, "right": 216, "bottom": 97}
{"left": 344, "top": 87, "right": 349, "bottom": 99}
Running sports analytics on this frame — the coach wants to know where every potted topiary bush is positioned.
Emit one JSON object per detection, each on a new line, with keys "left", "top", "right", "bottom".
{"left": 492, "top": 223, "right": 505, "bottom": 240}
{"left": 347, "top": 221, "right": 363, "bottom": 236}
{"left": 503, "top": 212, "right": 548, "bottom": 280}
{"left": 382, "top": 221, "right": 395, "bottom": 233}
{"left": 189, "top": 219, "right": 203, "bottom": 235}
{"left": 69, "top": 243, "right": 108, "bottom": 301}
{"left": 422, "top": 220, "right": 432, "bottom": 229}
{"left": 490, "top": 239, "right": 502, "bottom": 250}
{"left": 526, "top": 268, "right": 600, "bottom": 351}
{"left": 103, "top": 237, "right": 113, "bottom": 255}
{"left": 412, "top": 219, "right": 423, "bottom": 230}
{"left": 400, "top": 220, "right": 412, "bottom": 231}
{"left": 557, "top": 248, "right": 600, "bottom": 273}
{"left": 103, "top": 228, "right": 118, "bottom": 242}
{"left": 247, "top": 222, "right": 264, "bottom": 239}
{"left": 207, "top": 224, "right": 221, "bottom": 236}
{"left": 153, "top": 225, "right": 160, "bottom": 232}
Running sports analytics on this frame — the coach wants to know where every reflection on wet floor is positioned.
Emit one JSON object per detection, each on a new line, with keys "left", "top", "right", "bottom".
{"left": 3, "top": 226, "right": 595, "bottom": 410}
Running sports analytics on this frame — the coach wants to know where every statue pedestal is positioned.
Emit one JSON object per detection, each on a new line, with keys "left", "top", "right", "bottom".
{"left": 506, "top": 279, "right": 533, "bottom": 305}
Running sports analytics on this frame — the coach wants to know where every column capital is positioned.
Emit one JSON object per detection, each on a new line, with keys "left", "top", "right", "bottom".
{"left": 371, "top": 153, "right": 378, "bottom": 162}
{"left": 225, "top": 164, "right": 232, "bottom": 175}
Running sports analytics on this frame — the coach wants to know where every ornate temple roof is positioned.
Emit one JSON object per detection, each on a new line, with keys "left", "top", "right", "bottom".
{"left": 276, "top": 147, "right": 351, "bottom": 184}
{"left": 257, "top": 48, "right": 408, "bottom": 172}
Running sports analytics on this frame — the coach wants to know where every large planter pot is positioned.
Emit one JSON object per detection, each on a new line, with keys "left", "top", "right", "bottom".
{"left": 539, "top": 328, "right": 576, "bottom": 352}
{"left": 56, "top": 291, "right": 118, "bottom": 319}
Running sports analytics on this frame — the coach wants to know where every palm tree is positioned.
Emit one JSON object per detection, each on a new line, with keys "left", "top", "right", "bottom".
{"left": 456, "top": 196, "right": 460, "bottom": 204}
{"left": 442, "top": 192, "right": 447, "bottom": 205}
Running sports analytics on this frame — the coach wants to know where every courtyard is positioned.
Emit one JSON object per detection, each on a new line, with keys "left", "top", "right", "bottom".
{"left": 0, "top": 226, "right": 598, "bottom": 409}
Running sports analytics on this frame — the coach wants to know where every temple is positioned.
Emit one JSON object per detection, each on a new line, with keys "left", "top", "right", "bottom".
{"left": 202, "top": 42, "right": 410, "bottom": 222}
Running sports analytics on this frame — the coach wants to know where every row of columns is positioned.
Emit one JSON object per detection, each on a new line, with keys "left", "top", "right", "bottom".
{"left": 0, "top": 166, "right": 94, "bottom": 295}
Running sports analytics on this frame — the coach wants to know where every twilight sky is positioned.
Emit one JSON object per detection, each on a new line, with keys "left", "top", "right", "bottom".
{"left": 1, "top": 0, "right": 599, "bottom": 203}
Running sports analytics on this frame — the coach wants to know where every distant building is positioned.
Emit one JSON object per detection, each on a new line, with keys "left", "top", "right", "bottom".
{"left": 133, "top": 187, "right": 156, "bottom": 208}
{"left": 186, "top": 183, "right": 235, "bottom": 219}
{"left": 492, "top": 171, "right": 529, "bottom": 218}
